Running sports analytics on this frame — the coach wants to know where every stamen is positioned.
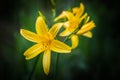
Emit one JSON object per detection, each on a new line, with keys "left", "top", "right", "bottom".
{"left": 42, "top": 40, "right": 52, "bottom": 50}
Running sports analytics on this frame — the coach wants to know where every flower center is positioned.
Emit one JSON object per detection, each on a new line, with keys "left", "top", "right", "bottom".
{"left": 41, "top": 33, "right": 53, "bottom": 50}
{"left": 42, "top": 40, "right": 52, "bottom": 50}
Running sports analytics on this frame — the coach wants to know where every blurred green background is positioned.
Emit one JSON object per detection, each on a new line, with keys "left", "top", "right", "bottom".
{"left": 0, "top": 0, "right": 120, "bottom": 80}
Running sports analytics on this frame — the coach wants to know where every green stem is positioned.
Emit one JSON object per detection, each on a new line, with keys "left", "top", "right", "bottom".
{"left": 53, "top": 52, "right": 58, "bottom": 80}
{"left": 28, "top": 55, "right": 40, "bottom": 80}
{"left": 53, "top": 37, "right": 69, "bottom": 80}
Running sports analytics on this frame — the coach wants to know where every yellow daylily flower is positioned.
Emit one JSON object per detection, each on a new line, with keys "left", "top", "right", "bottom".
{"left": 54, "top": 3, "right": 96, "bottom": 49}
{"left": 20, "top": 14, "right": 71, "bottom": 75}
{"left": 54, "top": 3, "right": 87, "bottom": 36}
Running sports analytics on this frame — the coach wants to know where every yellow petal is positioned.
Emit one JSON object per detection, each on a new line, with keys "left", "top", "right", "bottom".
{"left": 43, "top": 50, "right": 51, "bottom": 75}
{"left": 60, "top": 29, "right": 71, "bottom": 36}
{"left": 36, "top": 16, "right": 48, "bottom": 36}
{"left": 81, "top": 21, "right": 95, "bottom": 29}
{"left": 82, "top": 31, "right": 92, "bottom": 38}
{"left": 73, "top": 7, "right": 79, "bottom": 15}
{"left": 49, "top": 23, "right": 63, "bottom": 38}
{"left": 71, "top": 35, "right": 79, "bottom": 49}
{"left": 77, "top": 21, "right": 95, "bottom": 35}
{"left": 20, "top": 29, "right": 40, "bottom": 43}
{"left": 75, "top": 3, "right": 84, "bottom": 18}
{"left": 63, "top": 21, "right": 70, "bottom": 28}
{"left": 51, "top": 40, "right": 71, "bottom": 53}
{"left": 54, "top": 11, "right": 66, "bottom": 22}
{"left": 63, "top": 11, "right": 74, "bottom": 20}
{"left": 24, "top": 43, "right": 44, "bottom": 60}
{"left": 54, "top": 11, "right": 74, "bottom": 21}
{"left": 79, "top": 13, "right": 88, "bottom": 23}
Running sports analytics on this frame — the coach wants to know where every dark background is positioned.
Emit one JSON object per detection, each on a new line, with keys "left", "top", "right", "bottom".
{"left": 0, "top": 0, "right": 120, "bottom": 80}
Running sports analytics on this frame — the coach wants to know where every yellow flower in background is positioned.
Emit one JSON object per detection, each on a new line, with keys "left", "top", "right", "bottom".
{"left": 54, "top": 3, "right": 87, "bottom": 36}
{"left": 71, "top": 19, "right": 95, "bottom": 49}
{"left": 54, "top": 3, "right": 95, "bottom": 49}
{"left": 20, "top": 13, "right": 71, "bottom": 75}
